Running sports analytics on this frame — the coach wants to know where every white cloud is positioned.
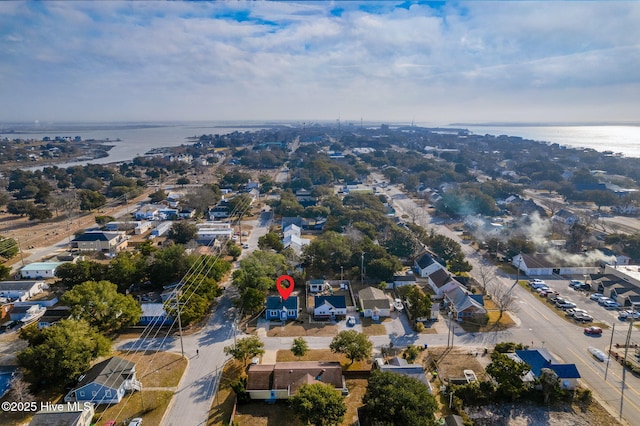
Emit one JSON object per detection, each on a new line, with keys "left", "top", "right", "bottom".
{"left": 0, "top": 1, "right": 638, "bottom": 123}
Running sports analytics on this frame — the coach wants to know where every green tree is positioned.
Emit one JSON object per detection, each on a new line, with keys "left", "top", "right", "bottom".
{"left": 147, "top": 244, "right": 193, "bottom": 288}
{"left": 55, "top": 260, "right": 109, "bottom": 289}
{"left": 291, "top": 337, "right": 309, "bottom": 359}
{"left": 77, "top": 189, "right": 106, "bottom": 211}
{"left": 167, "top": 221, "right": 198, "bottom": 244}
{"left": 290, "top": 383, "right": 346, "bottom": 426}
{"left": 485, "top": 351, "right": 531, "bottom": 401}
{"left": 227, "top": 241, "right": 242, "bottom": 260}
{"left": 227, "top": 193, "right": 253, "bottom": 218}
{"left": 363, "top": 370, "right": 438, "bottom": 426}
{"left": 149, "top": 188, "right": 167, "bottom": 203}
{"left": 61, "top": 280, "right": 142, "bottom": 333}
{"left": 400, "top": 285, "right": 432, "bottom": 322}
{"left": 0, "top": 236, "right": 19, "bottom": 260}
{"left": 258, "top": 231, "right": 284, "bottom": 251}
{"left": 176, "top": 176, "right": 190, "bottom": 186}
{"left": 106, "top": 252, "right": 146, "bottom": 292}
{"left": 329, "top": 330, "right": 373, "bottom": 365}
{"left": 224, "top": 336, "right": 265, "bottom": 366}
{"left": 17, "top": 319, "right": 111, "bottom": 387}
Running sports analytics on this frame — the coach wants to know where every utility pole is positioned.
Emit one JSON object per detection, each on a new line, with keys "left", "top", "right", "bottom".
{"left": 620, "top": 306, "right": 635, "bottom": 419}
{"left": 605, "top": 323, "right": 616, "bottom": 381}
{"left": 361, "top": 252, "right": 365, "bottom": 285}
{"left": 175, "top": 290, "right": 185, "bottom": 358}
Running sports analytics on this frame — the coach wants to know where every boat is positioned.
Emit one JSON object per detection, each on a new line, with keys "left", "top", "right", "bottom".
{"left": 393, "top": 298, "right": 404, "bottom": 311}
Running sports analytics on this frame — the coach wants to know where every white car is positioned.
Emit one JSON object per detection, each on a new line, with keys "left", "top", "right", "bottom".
{"left": 346, "top": 316, "right": 356, "bottom": 326}
{"left": 588, "top": 347, "right": 609, "bottom": 362}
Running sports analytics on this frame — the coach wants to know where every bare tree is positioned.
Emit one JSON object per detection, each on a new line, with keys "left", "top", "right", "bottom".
{"left": 10, "top": 372, "right": 34, "bottom": 402}
{"left": 489, "top": 282, "right": 519, "bottom": 322}
{"left": 476, "top": 264, "right": 496, "bottom": 296}
{"left": 404, "top": 204, "right": 426, "bottom": 225}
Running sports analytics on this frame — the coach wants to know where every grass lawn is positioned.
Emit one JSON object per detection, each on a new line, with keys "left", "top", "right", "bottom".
{"left": 207, "top": 360, "right": 245, "bottom": 426}
{"left": 457, "top": 298, "right": 516, "bottom": 333}
{"left": 360, "top": 317, "right": 388, "bottom": 336}
{"left": 276, "top": 348, "right": 372, "bottom": 371}
{"left": 93, "top": 390, "right": 173, "bottom": 426}
{"left": 114, "top": 351, "right": 187, "bottom": 388}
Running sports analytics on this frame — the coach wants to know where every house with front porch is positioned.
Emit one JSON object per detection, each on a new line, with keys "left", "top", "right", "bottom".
{"left": 64, "top": 356, "right": 141, "bottom": 405}
{"left": 265, "top": 295, "right": 299, "bottom": 321}
{"left": 444, "top": 284, "right": 486, "bottom": 321}
{"left": 313, "top": 295, "right": 347, "bottom": 319}
{"left": 358, "top": 286, "right": 391, "bottom": 319}
{"left": 246, "top": 361, "right": 347, "bottom": 400}
{"left": 427, "top": 268, "right": 459, "bottom": 297}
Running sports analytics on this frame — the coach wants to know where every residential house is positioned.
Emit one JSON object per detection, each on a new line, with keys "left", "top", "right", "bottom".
{"left": 19, "top": 261, "right": 65, "bottom": 280}
{"left": 209, "top": 201, "right": 230, "bottom": 219}
{"left": 414, "top": 253, "right": 444, "bottom": 278}
{"left": 313, "top": 295, "right": 347, "bottom": 319}
{"left": 265, "top": 295, "right": 299, "bottom": 321}
{"left": 246, "top": 361, "right": 347, "bottom": 400}
{"left": 308, "top": 279, "right": 330, "bottom": 293}
{"left": 196, "top": 222, "right": 233, "bottom": 243}
{"left": 64, "top": 356, "right": 141, "bottom": 405}
{"left": 0, "top": 281, "right": 45, "bottom": 302}
{"left": 177, "top": 208, "right": 196, "bottom": 219}
{"left": 376, "top": 356, "right": 432, "bottom": 390}
{"left": 29, "top": 403, "right": 95, "bottom": 426}
{"left": 392, "top": 274, "right": 417, "bottom": 289}
{"left": 552, "top": 209, "right": 580, "bottom": 226}
{"left": 71, "top": 231, "right": 128, "bottom": 254}
{"left": 38, "top": 306, "right": 70, "bottom": 329}
{"left": 598, "top": 249, "right": 631, "bottom": 267}
{"left": 444, "top": 284, "right": 486, "bottom": 321}
{"left": 139, "top": 303, "right": 174, "bottom": 326}
{"left": 512, "top": 349, "right": 581, "bottom": 390}
{"left": 283, "top": 224, "right": 302, "bottom": 239}
{"left": 358, "top": 286, "right": 391, "bottom": 319}
{"left": 282, "top": 234, "right": 310, "bottom": 253}
{"left": 134, "top": 204, "right": 162, "bottom": 221}
{"left": 427, "top": 268, "right": 459, "bottom": 297}
{"left": 512, "top": 253, "right": 599, "bottom": 277}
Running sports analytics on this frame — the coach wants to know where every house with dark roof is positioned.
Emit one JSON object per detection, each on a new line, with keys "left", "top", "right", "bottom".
{"left": 313, "top": 295, "right": 347, "bottom": 319}
{"left": 414, "top": 253, "right": 444, "bottom": 277}
{"left": 391, "top": 274, "right": 417, "bottom": 289}
{"left": 265, "top": 295, "right": 299, "bottom": 321}
{"left": 64, "top": 356, "right": 141, "bottom": 405}
{"left": 444, "top": 284, "right": 486, "bottom": 320}
{"left": 37, "top": 306, "right": 70, "bottom": 329}
{"left": 71, "top": 231, "right": 128, "bottom": 254}
{"left": 512, "top": 253, "right": 599, "bottom": 276}
{"left": 358, "top": 286, "right": 391, "bottom": 319}
{"left": 246, "top": 361, "right": 347, "bottom": 400}
{"left": 513, "top": 348, "right": 581, "bottom": 390}
{"left": 427, "top": 268, "right": 459, "bottom": 297}
{"left": 29, "top": 403, "right": 94, "bottom": 426}
{"left": 376, "top": 356, "right": 432, "bottom": 392}
{"left": 308, "top": 279, "right": 330, "bottom": 293}
{"left": 0, "top": 281, "right": 45, "bottom": 302}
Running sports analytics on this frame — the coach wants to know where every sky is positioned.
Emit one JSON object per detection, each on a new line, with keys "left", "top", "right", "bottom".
{"left": 1, "top": 1, "right": 639, "bottom": 125}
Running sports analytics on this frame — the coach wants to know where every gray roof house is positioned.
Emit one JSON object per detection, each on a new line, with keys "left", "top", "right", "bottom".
{"left": 358, "top": 286, "right": 391, "bottom": 318}
{"left": 29, "top": 403, "right": 94, "bottom": 426}
{"left": 64, "top": 356, "right": 141, "bottom": 405}
{"left": 0, "top": 281, "right": 45, "bottom": 302}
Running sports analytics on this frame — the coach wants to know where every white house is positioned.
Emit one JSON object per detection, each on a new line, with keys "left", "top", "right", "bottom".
{"left": 20, "top": 262, "right": 64, "bottom": 279}
{"left": 414, "top": 253, "right": 445, "bottom": 278}
{"left": 427, "top": 268, "right": 459, "bottom": 298}
{"left": 313, "top": 295, "right": 347, "bottom": 319}
{"left": 308, "top": 279, "right": 330, "bottom": 293}
{"left": 0, "top": 281, "right": 45, "bottom": 302}
{"left": 444, "top": 284, "right": 486, "bottom": 321}
{"left": 135, "top": 204, "right": 162, "bottom": 221}
{"left": 358, "top": 286, "right": 391, "bottom": 319}
{"left": 512, "top": 253, "right": 599, "bottom": 277}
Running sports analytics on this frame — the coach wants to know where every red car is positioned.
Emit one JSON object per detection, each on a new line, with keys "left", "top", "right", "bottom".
{"left": 584, "top": 326, "right": 603, "bottom": 335}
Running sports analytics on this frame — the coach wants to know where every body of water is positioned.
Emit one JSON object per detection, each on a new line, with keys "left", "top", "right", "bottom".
{"left": 457, "top": 124, "right": 640, "bottom": 159}
{"left": 3, "top": 121, "right": 640, "bottom": 164}
{"left": 0, "top": 122, "right": 273, "bottom": 166}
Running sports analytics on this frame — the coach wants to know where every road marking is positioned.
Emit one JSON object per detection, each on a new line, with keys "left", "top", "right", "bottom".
{"left": 568, "top": 347, "right": 640, "bottom": 403}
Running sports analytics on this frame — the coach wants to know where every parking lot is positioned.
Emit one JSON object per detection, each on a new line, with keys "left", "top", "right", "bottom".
{"left": 525, "top": 277, "right": 632, "bottom": 328}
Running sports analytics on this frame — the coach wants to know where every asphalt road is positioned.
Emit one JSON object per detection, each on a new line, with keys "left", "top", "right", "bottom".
{"left": 385, "top": 180, "right": 639, "bottom": 425}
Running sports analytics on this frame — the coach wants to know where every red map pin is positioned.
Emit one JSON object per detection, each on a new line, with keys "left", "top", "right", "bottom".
{"left": 276, "top": 275, "right": 295, "bottom": 300}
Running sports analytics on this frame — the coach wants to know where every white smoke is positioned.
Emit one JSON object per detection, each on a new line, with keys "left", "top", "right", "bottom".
{"left": 542, "top": 248, "right": 617, "bottom": 267}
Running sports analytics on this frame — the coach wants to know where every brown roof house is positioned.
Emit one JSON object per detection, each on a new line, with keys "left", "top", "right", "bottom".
{"left": 246, "top": 361, "right": 347, "bottom": 401}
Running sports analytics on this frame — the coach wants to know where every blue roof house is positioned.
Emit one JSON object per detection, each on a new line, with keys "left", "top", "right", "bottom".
{"left": 265, "top": 296, "right": 299, "bottom": 321}
{"left": 64, "top": 356, "right": 141, "bottom": 405}
{"left": 514, "top": 349, "right": 581, "bottom": 390}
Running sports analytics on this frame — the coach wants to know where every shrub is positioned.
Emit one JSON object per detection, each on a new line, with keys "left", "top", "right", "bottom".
{"left": 415, "top": 322, "right": 425, "bottom": 332}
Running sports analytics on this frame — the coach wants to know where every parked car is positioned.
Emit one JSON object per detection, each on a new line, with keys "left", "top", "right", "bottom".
{"left": 128, "top": 419, "right": 143, "bottom": 426}
{"left": 603, "top": 300, "right": 621, "bottom": 309}
{"left": 346, "top": 316, "right": 356, "bottom": 326}
{"left": 590, "top": 293, "right": 605, "bottom": 301}
{"left": 574, "top": 314, "right": 594, "bottom": 323}
{"left": 598, "top": 297, "right": 613, "bottom": 306}
{"left": 557, "top": 301, "right": 577, "bottom": 310}
{"left": 566, "top": 308, "right": 588, "bottom": 317}
{"left": 539, "top": 289, "right": 557, "bottom": 298}
{"left": 619, "top": 310, "right": 640, "bottom": 320}
{"left": 569, "top": 280, "right": 584, "bottom": 288}
{"left": 535, "top": 286, "right": 550, "bottom": 294}
{"left": 584, "top": 326, "right": 603, "bottom": 335}
{"left": 531, "top": 283, "right": 549, "bottom": 290}
{"left": 528, "top": 279, "right": 546, "bottom": 287}
{"left": 243, "top": 243, "right": 249, "bottom": 249}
